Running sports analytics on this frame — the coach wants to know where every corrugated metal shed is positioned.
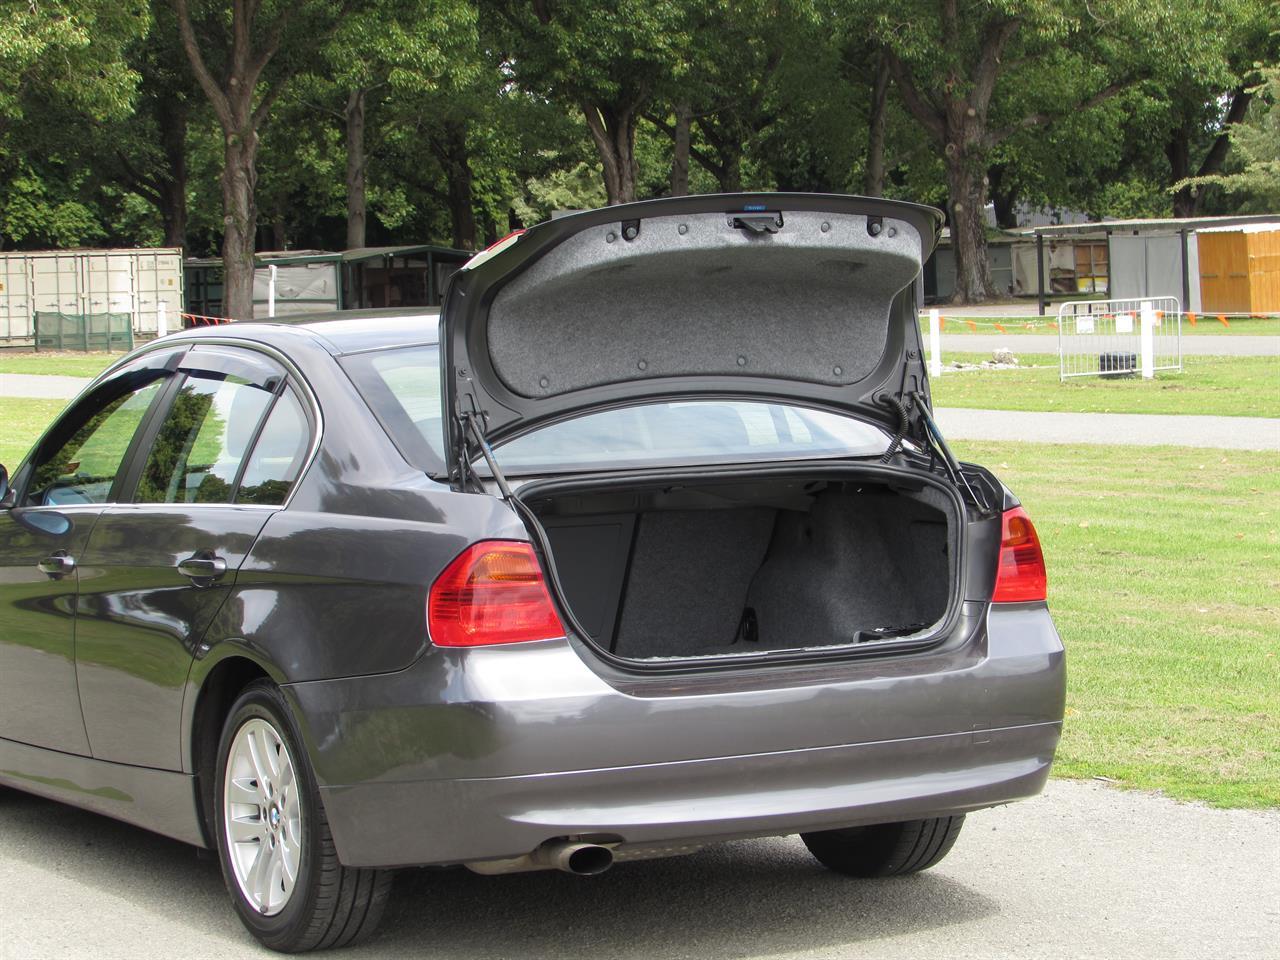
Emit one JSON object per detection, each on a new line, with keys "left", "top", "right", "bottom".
{"left": 1026, "top": 215, "right": 1280, "bottom": 314}
{"left": 184, "top": 244, "right": 470, "bottom": 320}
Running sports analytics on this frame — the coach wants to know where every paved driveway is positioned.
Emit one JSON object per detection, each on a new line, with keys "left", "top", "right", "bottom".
{"left": 939, "top": 334, "right": 1280, "bottom": 356}
{"left": 1, "top": 780, "right": 1275, "bottom": 959}
{"left": 936, "top": 408, "right": 1280, "bottom": 450}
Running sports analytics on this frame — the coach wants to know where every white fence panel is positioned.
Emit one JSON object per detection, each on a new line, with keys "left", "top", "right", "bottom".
{"left": 1057, "top": 296, "right": 1182, "bottom": 381}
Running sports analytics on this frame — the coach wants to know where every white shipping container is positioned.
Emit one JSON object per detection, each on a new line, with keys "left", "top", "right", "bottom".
{"left": 0, "top": 248, "right": 184, "bottom": 346}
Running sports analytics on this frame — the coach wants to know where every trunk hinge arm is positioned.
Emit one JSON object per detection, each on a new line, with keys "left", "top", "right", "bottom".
{"left": 908, "top": 390, "right": 990, "bottom": 511}
{"left": 459, "top": 406, "right": 515, "bottom": 501}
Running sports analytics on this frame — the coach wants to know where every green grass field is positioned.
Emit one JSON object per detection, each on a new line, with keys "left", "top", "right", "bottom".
{"left": 952, "top": 440, "right": 1280, "bottom": 808}
{"left": 922, "top": 315, "right": 1280, "bottom": 337}
{"left": 931, "top": 353, "right": 1280, "bottom": 418}
{"left": 0, "top": 351, "right": 122, "bottom": 378}
{"left": 0, "top": 397, "right": 65, "bottom": 468}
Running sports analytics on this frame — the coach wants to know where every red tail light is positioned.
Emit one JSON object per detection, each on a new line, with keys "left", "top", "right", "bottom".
{"left": 992, "top": 506, "right": 1047, "bottom": 603}
{"left": 428, "top": 541, "right": 566, "bottom": 647}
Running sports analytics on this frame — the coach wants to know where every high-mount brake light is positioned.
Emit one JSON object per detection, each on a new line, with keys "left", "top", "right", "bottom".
{"left": 428, "top": 540, "right": 566, "bottom": 647}
{"left": 461, "top": 229, "right": 526, "bottom": 271}
{"left": 992, "top": 506, "right": 1047, "bottom": 603}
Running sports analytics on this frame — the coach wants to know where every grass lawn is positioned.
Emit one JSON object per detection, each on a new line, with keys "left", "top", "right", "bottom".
{"left": 0, "top": 397, "right": 65, "bottom": 468}
{"left": 923, "top": 315, "right": 1280, "bottom": 337}
{"left": 0, "top": 351, "right": 120, "bottom": 378}
{"left": 931, "top": 353, "right": 1280, "bottom": 418}
{"left": 953, "top": 440, "right": 1280, "bottom": 808}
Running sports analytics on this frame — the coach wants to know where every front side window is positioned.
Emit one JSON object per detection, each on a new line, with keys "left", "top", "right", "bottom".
{"left": 25, "top": 379, "right": 165, "bottom": 506}
{"left": 135, "top": 375, "right": 274, "bottom": 504}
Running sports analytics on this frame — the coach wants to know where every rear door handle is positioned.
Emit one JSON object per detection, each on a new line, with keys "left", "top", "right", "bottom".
{"left": 37, "top": 552, "right": 76, "bottom": 578}
{"left": 177, "top": 555, "right": 227, "bottom": 583}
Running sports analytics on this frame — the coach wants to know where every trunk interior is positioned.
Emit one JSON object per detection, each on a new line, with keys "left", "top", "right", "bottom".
{"left": 523, "top": 473, "right": 959, "bottom": 661}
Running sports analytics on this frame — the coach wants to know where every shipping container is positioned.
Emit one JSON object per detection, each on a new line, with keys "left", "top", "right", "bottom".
{"left": 0, "top": 248, "right": 184, "bottom": 347}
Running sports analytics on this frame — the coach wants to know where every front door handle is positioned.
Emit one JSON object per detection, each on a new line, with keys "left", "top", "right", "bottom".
{"left": 177, "top": 555, "right": 227, "bottom": 583}
{"left": 37, "top": 552, "right": 76, "bottom": 578}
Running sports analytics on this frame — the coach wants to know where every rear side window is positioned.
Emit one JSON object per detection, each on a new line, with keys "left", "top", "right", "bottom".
{"left": 340, "top": 345, "right": 444, "bottom": 472}
{"left": 236, "top": 388, "right": 309, "bottom": 505}
{"left": 135, "top": 375, "right": 275, "bottom": 504}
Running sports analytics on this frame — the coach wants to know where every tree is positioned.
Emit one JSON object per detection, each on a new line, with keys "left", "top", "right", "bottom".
{"left": 1177, "top": 63, "right": 1280, "bottom": 211}
{"left": 302, "top": 0, "right": 477, "bottom": 248}
{"left": 0, "top": 0, "right": 146, "bottom": 134}
{"left": 644, "top": 0, "right": 797, "bottom": 195}
{"left": 171, "top": 0, "right": 369, "bottom": 318}
{"left": 103, "top": 1, "right": 200, "bottom": 248}
{"left": 867, "top": 1, "right": 1150, "bottom": 303}
{"left": 487, "top": 0, "right": 688, "bottom": 204}
{"left": 0, "top": 0, "right": 148, "bottom": 249}
{"left": 1149, "top": 0, "right": 1276, "bottom": 217}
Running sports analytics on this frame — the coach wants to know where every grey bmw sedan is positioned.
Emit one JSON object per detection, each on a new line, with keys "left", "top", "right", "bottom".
{"left": 0, "top": 194, "right": 1064, "bottom": 952}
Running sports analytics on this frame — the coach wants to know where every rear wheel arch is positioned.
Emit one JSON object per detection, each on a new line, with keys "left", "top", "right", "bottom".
{"left": 189, "top": 654, "right": 277, "bottom": 847}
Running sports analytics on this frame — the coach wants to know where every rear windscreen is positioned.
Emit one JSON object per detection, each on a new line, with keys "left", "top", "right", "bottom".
{"left": 491, "top": 400, "right": 890, "bottom": 474}
{"left": 340, "top": 345, "right": 889, "bottom": 476}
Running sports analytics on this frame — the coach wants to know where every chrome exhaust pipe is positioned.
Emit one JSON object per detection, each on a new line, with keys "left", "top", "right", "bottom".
{"left": 540, "top": 840, "right": 614, "bottom": 876}
{"left": 465, "top": 840, "right": 615, "bottom": 876}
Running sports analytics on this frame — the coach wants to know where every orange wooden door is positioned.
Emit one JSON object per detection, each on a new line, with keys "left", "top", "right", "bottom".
{"left": 1245, "top": 230, "right": 1280, "bottom": 313}
{"left": 1198, "top": 231, "right": 1251, "bottom": 314}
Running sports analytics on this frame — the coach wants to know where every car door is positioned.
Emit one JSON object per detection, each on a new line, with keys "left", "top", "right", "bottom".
{"left": 0, "top": 358, "right": 177, "bottom": 754}
{"left": 73, "top": 345, "right": 314, "bottom": 770}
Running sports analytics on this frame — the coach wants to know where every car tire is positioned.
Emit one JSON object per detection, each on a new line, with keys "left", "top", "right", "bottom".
{"left": 214, "top": 680, "right": 392, "bottom": 952}
{"left": 800, "top": 815, "right": 965, "bottom": 877}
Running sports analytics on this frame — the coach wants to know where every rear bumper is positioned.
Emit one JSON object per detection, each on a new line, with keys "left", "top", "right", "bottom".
{"left": 319, "top": 721, "right": 1058, "bottom": 868}
{"left": 286, "top": 602, "right": 1065, "bottom": 869}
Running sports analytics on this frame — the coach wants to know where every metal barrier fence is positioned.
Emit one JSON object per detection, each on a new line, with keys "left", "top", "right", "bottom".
{"left": 1057, "top": 297, "right": 1182, "bottom": 381}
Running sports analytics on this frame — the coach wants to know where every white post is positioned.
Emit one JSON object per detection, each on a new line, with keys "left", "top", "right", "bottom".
{"left": 267, "top": 264, "right": 278, "bottom": 318}
{"left": 1139, "top": 301, "right": 1156, "bottom": 379}
{"left": 156, "top": 300, "right": 168, "bottom": 338}
{"left": 928, "top": 308, "right": 942, "bottom": 377}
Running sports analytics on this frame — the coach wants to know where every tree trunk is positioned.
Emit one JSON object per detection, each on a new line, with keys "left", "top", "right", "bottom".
{"left": 221, "top": 127, "right": 259, "bottom": 320}
{"left": 863, "top": 53, "right": 891, "bottom": 197}
{"left": 987, "top": 164, "right": 1018, "bottom": 229}
{"left": 1166, "top": 129, "right": 1195, "bottom": 218}
{"left": 583, "top": 102, "right": 639, "bottom": 204}
{"left": 1167, "top": 85, "right": 1253, "bottom": 219}
{"left": 670, "top": 103, "right": 691, "bottom": 196}
{"left": 345, "top": 87, "right": 367, "bottom": 250}
{"left": 158, "top": 98, "right": 189, "bottom": 249}
{"left": 718, "top": 152, "right": 742, "bottom": 194}
{"left": 442, "top": 123, "right": 476, "bottom": 250}
{"left": 945, "top": 153, "right": 996, "bottom": 304}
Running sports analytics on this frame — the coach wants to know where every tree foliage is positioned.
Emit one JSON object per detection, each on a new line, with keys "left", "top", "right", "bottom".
{"left": 0, "top": 0, "right": 1273, "bottom": 310}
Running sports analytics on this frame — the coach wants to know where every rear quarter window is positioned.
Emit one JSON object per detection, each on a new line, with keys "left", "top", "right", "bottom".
{"left": 339, "top": 345, "right": 445, "bottom": 472}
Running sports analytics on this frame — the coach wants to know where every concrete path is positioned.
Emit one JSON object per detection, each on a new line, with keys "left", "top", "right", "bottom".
{"left": 0, "top": 779, "right": 1275, "bottom": 959}
{"left": 0, "top": 373, "right": 89, "bottom": 400}
{"left": 939, "top": 333, "right": 1280, "bottom": 356}
{"left": 937, "top": 407, "right": 1280, "bottom": 450}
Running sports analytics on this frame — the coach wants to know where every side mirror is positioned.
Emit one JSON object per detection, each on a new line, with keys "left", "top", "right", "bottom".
{"left": 0, "top": 464, "right": 11, "bottom": 508}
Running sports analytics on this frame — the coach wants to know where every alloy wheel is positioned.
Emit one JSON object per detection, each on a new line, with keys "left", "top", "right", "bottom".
{"left": 222, "top": 717, "right": 302, "bottom": 916}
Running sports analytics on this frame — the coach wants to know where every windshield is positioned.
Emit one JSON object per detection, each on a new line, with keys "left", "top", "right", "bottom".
{"left": 341, "top": 344, "right": 890, "bottom": 476}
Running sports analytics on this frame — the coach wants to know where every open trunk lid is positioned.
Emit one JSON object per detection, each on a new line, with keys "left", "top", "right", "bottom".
{"left": 441, "top": 193, "right": 944, "bottom": 478}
